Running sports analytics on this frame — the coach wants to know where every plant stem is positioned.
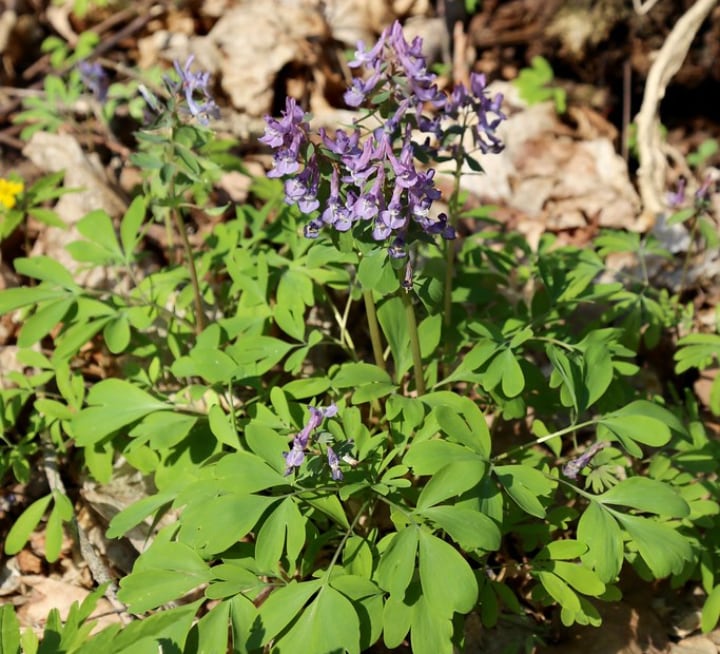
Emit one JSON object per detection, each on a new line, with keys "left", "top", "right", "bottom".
{"left": 442, "top": 136, "right": 466, "bottom": 331}
{"left": 363, "top": 289, "right": 386, "bottom": 372}
{"left": 172, "top": 207, "right": 206, "bottom": 335}
{"left": 402, "top": 289, "right": 426, "bottom": 396}
{"left": 493, "top": 418, "right": 598, "bottom": 462}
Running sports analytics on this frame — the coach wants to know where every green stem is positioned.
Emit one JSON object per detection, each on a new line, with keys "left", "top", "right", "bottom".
{"left": 492, "top": 418, "right": 599, "bottom": 463}
{"left": 323, "top": 500, "right": 369, "bottom": 583}
{"left": 363, "top": 289, "right": 386, "bottom": 372}
{"left": 442, "top": 136, "right": 466, "bottom": 331}
{"left": 172, "top": 207, "right": 205, "bottom": 335}
{"left": 402, "top": 289, "right": 426, "bottom": 396}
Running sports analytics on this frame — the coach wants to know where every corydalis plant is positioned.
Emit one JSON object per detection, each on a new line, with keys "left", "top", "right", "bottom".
{"left": 260, "top": 20, "right": 505, "bottom": 259}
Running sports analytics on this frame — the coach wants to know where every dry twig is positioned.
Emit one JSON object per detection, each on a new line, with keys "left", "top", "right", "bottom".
{"left": 635, "top": 0, "right": 719, "bottom": 229}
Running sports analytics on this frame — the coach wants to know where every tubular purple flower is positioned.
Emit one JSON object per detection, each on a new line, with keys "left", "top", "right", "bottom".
{"left": 268, "top": 148, "right": 301, "bottom": 178}
{"left": 388, "top": 236, "right": 407, "bottom": 259}
{"left": 327, "top": 446, "right": 343, "bottom": 481}
{"left": 173, "top": 55, "right": 220, "bottom": 125}
{"left": 78, "top": 61, "right": 109, "bottom": 103}
{"left": 562, "top": 441, "right": 608, "bottom": 480}
{"left": 260, "top": 97, "right": 308, "bottom": 149}
{"left": 320, "top": 128, "right": 361, "bottom": 157}
{"left": 284, "top": 157, "right": 319, "bottom": 213}
{"left": 348, "top": 34, "right": 386, "bottom": 69}
{"left": 284, "top": 404, "right": 338, "bottom": 476}
{"left": 667, "top": 177, "right": 687, "bottom": 208}
{"left": 304, "top": 217, "right": 324, "bottom": 239}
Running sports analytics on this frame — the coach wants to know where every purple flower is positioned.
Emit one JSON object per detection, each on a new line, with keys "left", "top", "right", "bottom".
{"left": 284, "top": 404, "right": 338, "bottom": 476}
{"left": 562, "top": 441, "right": 608, "bottom": 480}
{"left": 284, "top": 157, "right": 319, "bottom": 213}
{"left": 261, "top": 97, "right": 308, "bottom": 150}
{"left": 388, "top": 236, "right": 407, "bottom": 259}
{"left": 327, "top": 446, "right": 343, "bottom": 481}
{"left": 173, "top": 56, "right": 220, "bottom": 125}
{"left": 667, "top": 177, "right": 687, "bottom": 208}
{"left": 78, "top": 61, "right": 109, "bottom": 103}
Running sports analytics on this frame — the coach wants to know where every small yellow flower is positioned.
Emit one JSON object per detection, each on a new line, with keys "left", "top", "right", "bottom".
{"left": 0, "top": 178, "right": 24, "bottom": 210}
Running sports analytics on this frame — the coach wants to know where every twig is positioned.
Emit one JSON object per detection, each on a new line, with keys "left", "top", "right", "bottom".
{"left": 40, "top": 440, "right": 129, "bottom": 623}
{"left": 635, "top": 0, "right": 718, "bottom": 229}
{"left": 632, "top": 0, "right": 662, "bottom": 16}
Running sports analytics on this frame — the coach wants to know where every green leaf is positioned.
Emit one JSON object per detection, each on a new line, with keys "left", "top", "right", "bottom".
{"left": 213, "top": 451, "right": 287, "bottom": 493}
{"left": 332, "top": 363, "right": 393, "bottom": 387}
{"left": 433, "top": 404, "right": 490, "bottom": 457}
{"left": 0, "top": 286, "right": 71, "bottom": 313}
{"left": 702, "top": 585, "right": 720, "bottom": 633}
{"left": 0, "top": 604, "right": 22, "bottom": 654}
{"left": 377, "top": 295, "right": 413, "bottom": 378}
{"left": 550, "top": 561, "right": 605, "bottom": 596}
{"left": 71, "top": 379, "right": 168, "bottom": 445}
{"left": 416, "top": 459, "right": 487, "bottom": 510}
{"left": 418, "top": 530, "right": 478, "bottom": 617}
{"left": 282, "top": 376, "right": 332, "bottom": 399}
{"left": 118, "top": 542, "right": 211, "bottom": 612}
{"left": 76, "top": 210, "right": 122, "bottom": 259}
{"left": 383, "top": 589, "right": 414, "bottom": 649}
{"left": 376, "top": 527, "right": 418, "bottom": 597}
{"left": 273, "top": 586, "right": 360, "bottom": 654}
{"left": 253, "top": 580, "right": 323, "bottom": 648}
{"left": 498, "top": 348, "right": 525, "bottom": 397}
{"left": 342, "top": 537, "right": 374, "bottom": 578}
{"left": 194, "top": 600, "right": 230, "bottom": 654}
{"left": 410, "top": 595, "right": 453, "bottom": 654}
{"left": 357, "top": 248, "right": 399, "bottom": 294}
{"left": 14, "top": 256, "right": 77, "bottom": 289}
{"left": 534, "top": 570, "right": 581, "bottom": 613}
{"left": 300, "top": 493, "right": 349, "bottom": 528}
{"left": 208, "top": 404, "right": 241, "bottom": 449}
{"left": 577, "top": 501, "right": 623, "bottom": 583}
{"left": 103, "top": 314, "right": 131, "bottom": 354}
{"left": 597, "top": 414, "right": 670, "bottom": 455}
{"left": 494, "top": 464, "right": 554, "bottom": 518}
{"left": 44, "top": 501, "right": 65, "bottom": 563}
{"left": 107, "top": 491, "right": 175, "bottom": 539}
{"left": 17, "top": 297, "right": 75, "bottom": 347}
{"left": 229, "top": 594, "right": 259, "bottom": 654}
{"left": 597, "top": 477, "right": 690, "bottom": 517}
{"left": 542, "top": 540, "right": 587, "bottom": 560}
{"left": 171, "top": 347, "right": 239, "bottom": 384}
{"left": 352, "top": 381, "right": 397, "bottom": 404}
{"left": 417, "top": 505, "right": 501, "bottom": 551}
{"left": 108, "top": 601, "right": 200, "bottom": 651}
{"left": 405, "top": 441, "right": 483, "bottom": 476}
{"left": 614, "top": 513, "right": 692, "bottom": 578}
{"left": 120, "top": 195, "right": 147, "bottom": 257}
{"left": 255, "top": 497, "right": 306, "bottom": 574}
{"left": 178, "top": 493, "right": 275, "bottom": 556}
{"left": 5, "top": 494, "right": 52, "bottom": 555}
{"left": 130, "top": 412, "right": 197, "bottom": 450}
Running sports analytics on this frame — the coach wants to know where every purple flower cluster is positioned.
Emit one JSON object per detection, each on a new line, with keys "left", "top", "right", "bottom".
{"left": 260, "top": 20, "right": 506, "bottom": 258}
{"left": 140, "top": 56, "right": 220, "bottom": 126}
{"left": 284, "top": 404, "right": 342, "bottom": 480}
{"left": 442, "top": 73, "right": 506, "bottom": 156}
{"left": 172, "top": 56, "right": 220, "bottom": 125}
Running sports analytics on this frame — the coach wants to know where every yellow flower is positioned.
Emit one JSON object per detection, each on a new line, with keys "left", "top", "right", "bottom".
{"left": 0, "top": 178, "right": 24, "bottom": 210}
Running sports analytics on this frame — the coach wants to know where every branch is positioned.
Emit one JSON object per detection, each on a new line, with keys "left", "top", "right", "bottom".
{"left": 634, "top": 0, "right": 718, "bottom": 229}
